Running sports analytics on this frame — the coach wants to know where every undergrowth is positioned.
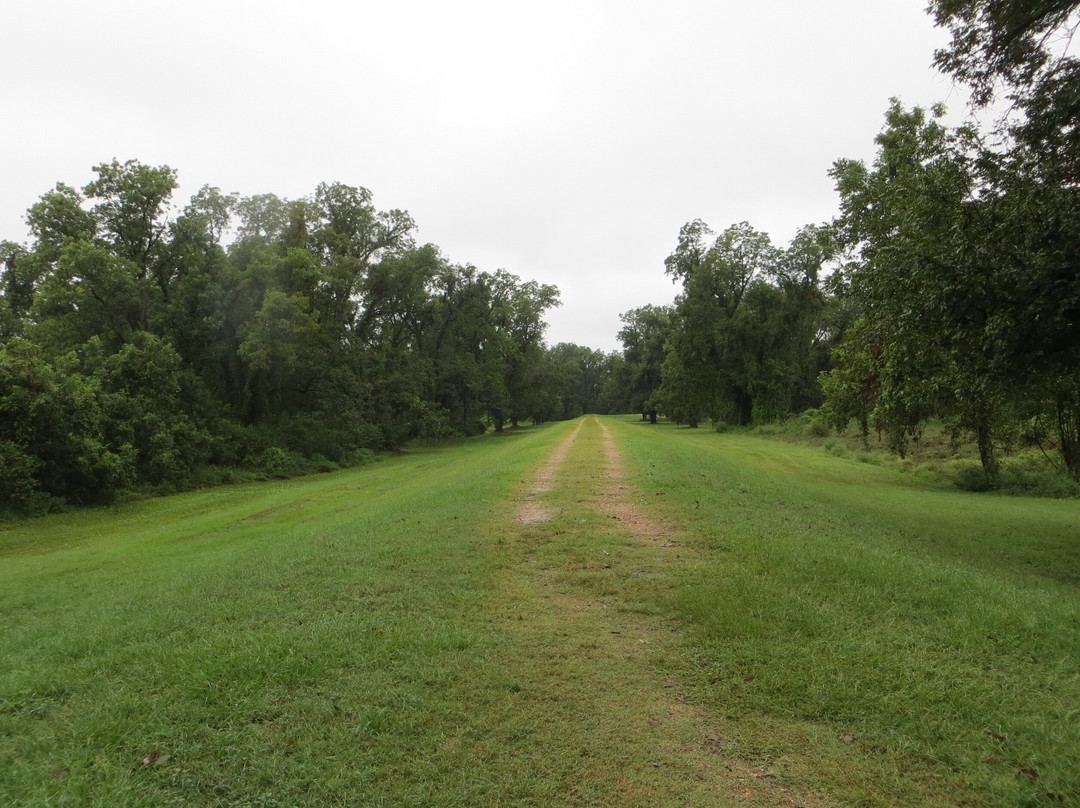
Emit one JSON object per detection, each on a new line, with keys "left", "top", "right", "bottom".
{"left": 747, "top": 410, "right": 1080, "bottom": 498}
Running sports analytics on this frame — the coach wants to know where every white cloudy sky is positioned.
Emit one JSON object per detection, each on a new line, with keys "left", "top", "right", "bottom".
{"left": 1, "top": 0, "right": 964, "bottom": 351}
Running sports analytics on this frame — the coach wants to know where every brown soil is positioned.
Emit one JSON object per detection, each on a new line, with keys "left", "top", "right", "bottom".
{"left": 596, "top": 419, "right": 681, "bottom": 547}
{"left": 515, "top": 420, "right": 582, "bottom": 523}
{"left": 515, "top": 502, "right": 558, "bottom": 525}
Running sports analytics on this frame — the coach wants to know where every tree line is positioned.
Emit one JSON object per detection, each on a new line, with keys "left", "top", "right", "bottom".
{"left": 613, "top": 0, "right": 1080, "bottom": 486}
{"left": 0, "top": 164, "right": 623, "bottom": 513}
{"left": 4, "top": 0, "right": 1078, "bottom": 512}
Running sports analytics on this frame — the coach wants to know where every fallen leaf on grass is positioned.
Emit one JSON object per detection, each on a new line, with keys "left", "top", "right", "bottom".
{"left": 138, "top": 751, "right": 171, "bottom": 767}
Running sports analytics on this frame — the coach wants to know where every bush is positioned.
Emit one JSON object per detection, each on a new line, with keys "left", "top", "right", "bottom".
{"left": 0, "top": 441, "right": 42, "bottom": 515}
{"left": 953, "top": 462, "right": 999, "bottom": 492}
{"left": 953, "top": 455, "right": 1080, "bottom": 497}
{"left": 344, "top": 448, "right": 377, "bottom": 467}
{"left": 997, "top": 462, "right": 1080, "bottom": 497}
{"left": 254, "top": 446, "right": 299, "bottom": 478}
{"left": 0, "top": 344, "right": 129, "bottom": 506}
{"left": 808, "top": 416, "right": 831, "bottom": 438}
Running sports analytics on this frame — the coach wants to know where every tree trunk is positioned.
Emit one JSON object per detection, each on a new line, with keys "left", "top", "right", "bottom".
{"left": 976, "top": 420, "right": 999, "bottom": 480}
{"left": 1057, "top": 395, "right": 1080, "bottom": 482}
{"left": 736, "top": 390, "right": 753, "bottom": 426}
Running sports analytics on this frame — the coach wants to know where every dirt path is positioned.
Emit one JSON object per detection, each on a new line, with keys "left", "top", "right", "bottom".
{"left": 595, "top": 418, "right": 680, "bottom": 547}
{"left": 516, "top": 420, "right": 582, "bottom": 525}
{"left": 497, "top": 415, "right": 831, "bottom": 807}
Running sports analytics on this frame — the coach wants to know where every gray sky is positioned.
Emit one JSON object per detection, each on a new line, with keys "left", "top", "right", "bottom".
{"left": 1, "top": 1, "right": 963, "bottom": 351}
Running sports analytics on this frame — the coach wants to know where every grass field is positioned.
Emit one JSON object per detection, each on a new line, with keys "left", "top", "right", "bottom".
{"left": 1, "top": 416, "right": 1078, "bottom": 806}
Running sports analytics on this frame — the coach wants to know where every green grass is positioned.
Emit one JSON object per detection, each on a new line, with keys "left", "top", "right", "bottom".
{"left": 615, "top": 418, "right": 1080, "bottom": 806}
{"left": 2, "top": 416, "right": 1079, "bottom": 806}
{"left": 0, "top": 426, "right": 560, "bottom": 807}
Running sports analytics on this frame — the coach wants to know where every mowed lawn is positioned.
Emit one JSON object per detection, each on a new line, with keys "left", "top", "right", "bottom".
{"left": 2, "top": 415, "right": 1078, "bottom": 806}
{"left": 0, "top": 424, "right": 558, "bottom": 807}
{"left": 615, "top": 419, "right": 1080, "bottom": 806}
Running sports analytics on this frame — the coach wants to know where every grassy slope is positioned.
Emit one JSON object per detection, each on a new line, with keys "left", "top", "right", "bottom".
{"left": 2, "top": 416, "right": 1078, "bottom": 807}
{"left": 614, "top": 417, "right": 1080, "bottom": 806}
{"left": 0, "top": 425, "right": 560, "bottom": 807}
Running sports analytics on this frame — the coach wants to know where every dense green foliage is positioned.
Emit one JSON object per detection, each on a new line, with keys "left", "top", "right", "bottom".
{"left": 0, "top": 163, "right": 628, "bottom": 513}
{"left": 819, "top": 2, "right": 1080, "bottom": 482}
{"left": 615, "top": 304, "right": 673, "bottom": 422}
{"left": 652, "top": 221, "right": 834, "bottom": 428}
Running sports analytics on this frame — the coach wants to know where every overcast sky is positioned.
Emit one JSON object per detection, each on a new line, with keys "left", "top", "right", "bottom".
{"left": 1, "top": 1, "right": 965, "bottom": 351}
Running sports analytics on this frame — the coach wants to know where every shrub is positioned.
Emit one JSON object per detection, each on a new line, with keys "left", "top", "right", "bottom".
{"left": 954, "top": 462, "right": 999, "bottom": 492}
{"left": 254, "top": 446, "right": 298, "bottom": 478}
{"left": 0, "top": 441, "right": 42, "bottom": 514}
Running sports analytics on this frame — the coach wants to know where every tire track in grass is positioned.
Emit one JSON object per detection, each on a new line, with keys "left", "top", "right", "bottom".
{"left": 594, "top": 419, "right": 680, "bottom": 548}
{"left": 516, "top": 420, "right": 583, "bottom": 526}
{"left": 496, "top": 415, "right": 834, "bottom": 807}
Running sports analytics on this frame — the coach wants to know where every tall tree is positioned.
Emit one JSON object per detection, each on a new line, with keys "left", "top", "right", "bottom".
{"left": 930, "top": 0, "right": 1080, "bottom": 480}
{"left": 486, "top": 271, "right": 560, "bottom": 431}
{"left": 0, "top": 242, "right": 33, "bottom": 339}
{"left": 828, "top": 101, "right": 1013, "bottom": 473}
{"left": 83, "top": 159, "right": 178, "bottom": 275}
{"left": 618, "top": 304, "right": 673, "bottom": 421}
{"left": 547, "top": 343, "right": 609, "bottom": 419}
{"left": 1, "top": 163, "right": 568, "bottom": 512}
{"left": 657, "top": 220, "right": 824, "bottom": 427}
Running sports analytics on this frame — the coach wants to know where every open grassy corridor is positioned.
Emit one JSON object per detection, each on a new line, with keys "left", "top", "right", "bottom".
{"left": 2, "top": 416, "right": 1078, "bottom": 806}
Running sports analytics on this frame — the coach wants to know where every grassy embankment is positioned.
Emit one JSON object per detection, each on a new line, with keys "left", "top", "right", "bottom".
{"left": 1, "top": 426, "right": 559, "bottom": 806}
{"left": 1, "top": 415, "right": 1077, "bottom": 806}
{"left": 617, "top": 418, "right": 1080, "bottom": 806}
